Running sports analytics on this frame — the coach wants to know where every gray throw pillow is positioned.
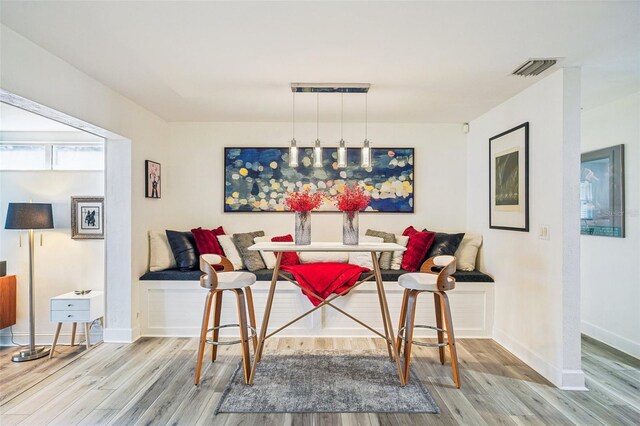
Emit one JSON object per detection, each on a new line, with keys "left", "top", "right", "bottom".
{"left": 365, "top": 229, "right": 396, "bottom": 270}
{"left": 233, "top": 231, "right": 266, "bottom": 271}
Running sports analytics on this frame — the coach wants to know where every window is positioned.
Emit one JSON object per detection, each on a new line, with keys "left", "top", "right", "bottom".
{"left": 0, "top": 144, "right": 49, "bottom": 170}
{"left": 0, "top": 143, "right": 104, "bottom": 171}
{"left": 53, "top": 145, "right": 104, "bottom": 170}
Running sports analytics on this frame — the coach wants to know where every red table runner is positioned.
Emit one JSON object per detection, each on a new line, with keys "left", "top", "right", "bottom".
{"left": 280, "top": 262, "right": 370, "bottom": 306}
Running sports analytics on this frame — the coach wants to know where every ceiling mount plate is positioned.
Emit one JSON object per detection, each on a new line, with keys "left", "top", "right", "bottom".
{"left": 291, "top": 83, "right": 370, "bottom": 93}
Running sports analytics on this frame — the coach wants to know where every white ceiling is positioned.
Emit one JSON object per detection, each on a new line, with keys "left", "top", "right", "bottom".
{"left": 1, "top": 1, "right": 638, "bottom": 123}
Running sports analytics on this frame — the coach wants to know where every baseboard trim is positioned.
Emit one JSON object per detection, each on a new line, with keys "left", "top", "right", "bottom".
{"left": 581, "top": 321, "right": 640, "bottom": 359}
{"left": 0, "top": 331, "right": 102, "bottom": 347}
{"left": 493, "top": 328, "right": 586, "bottom": 390}
{"left": 103, "top": 326, "right": 140, "bottom": 343}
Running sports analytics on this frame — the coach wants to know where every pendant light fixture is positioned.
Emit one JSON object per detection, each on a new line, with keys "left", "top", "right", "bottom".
{"left": 289, "top": 83, "right": 371, "bottom": 169}
{"left": 337, "top": 93, "right": 347, "bottom": 168}
{"left": 313, "top": 93, "right": 323, "bottom": 168}
{"left": 361, "top": 93, "right": 372, "bottom": 168}
{"left": 288, "top": 91, "right": 298, "bottom": 167}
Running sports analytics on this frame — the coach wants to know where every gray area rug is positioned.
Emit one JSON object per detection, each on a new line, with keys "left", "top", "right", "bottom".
{"left": 215, "top": 352, "right": 440, "bottom": 414}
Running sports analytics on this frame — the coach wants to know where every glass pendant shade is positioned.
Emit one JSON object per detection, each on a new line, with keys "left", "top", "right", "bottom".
{"left": 337, "top": 139, "right": 347, "bottom": 168}
{"left": 289, "top": 139, "right": 299, "bottom": 167}
{"left": 313, "top": 139, "right": 323, "bottom": 167}
{"left": 361, "top": 139, "right": 372, "bottom": 168}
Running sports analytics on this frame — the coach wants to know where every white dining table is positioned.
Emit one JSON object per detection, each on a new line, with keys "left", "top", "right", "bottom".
{"left": 247, "top": 241, "right": 408, "bottom": 386}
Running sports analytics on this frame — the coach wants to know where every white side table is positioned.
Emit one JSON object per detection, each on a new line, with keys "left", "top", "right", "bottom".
{"left": 49, "top": 290, "right": 104, "bottom": 358}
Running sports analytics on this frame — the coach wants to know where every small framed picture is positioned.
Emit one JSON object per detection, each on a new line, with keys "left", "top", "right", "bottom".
{"left": 71, "top": 196, "right": 104, "bottom": 239}
{"left": 489, "top": 122, "right": 529, "bottom": 232}
{"left": 145, "top": 160, "right": 161, "bottom": 198}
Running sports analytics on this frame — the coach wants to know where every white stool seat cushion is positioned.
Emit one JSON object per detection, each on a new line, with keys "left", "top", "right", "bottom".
{"left": 215, "top": 271, "right": 256, "bottom": 289}
{"left": 398, "top": 272, "right": 453, "bottom": 291}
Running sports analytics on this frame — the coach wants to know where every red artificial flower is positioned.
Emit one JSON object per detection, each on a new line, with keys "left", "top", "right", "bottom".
{"left": 284, "top": 190, "right": 324, "bottom": 212}
{"left": 334, "top": 184, "right": 371, "bottom": 212}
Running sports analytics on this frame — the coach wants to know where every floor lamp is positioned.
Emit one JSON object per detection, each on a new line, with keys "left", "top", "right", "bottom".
{"left": 4, "top": 202, "right": 54, "bottom": 362}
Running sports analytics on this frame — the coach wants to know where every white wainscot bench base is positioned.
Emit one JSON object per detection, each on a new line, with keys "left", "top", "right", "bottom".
{"left": 138, "top": 280, "right": 494, "bottom": 338}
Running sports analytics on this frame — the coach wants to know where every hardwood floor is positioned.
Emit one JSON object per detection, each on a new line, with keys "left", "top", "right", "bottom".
{"left": 0, "top": 336, "right": 638, "bottom": 425}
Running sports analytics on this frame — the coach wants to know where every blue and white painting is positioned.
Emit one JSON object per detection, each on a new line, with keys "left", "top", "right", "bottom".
{"left": 224, "top": 147, "right": 414, "bottom": 212}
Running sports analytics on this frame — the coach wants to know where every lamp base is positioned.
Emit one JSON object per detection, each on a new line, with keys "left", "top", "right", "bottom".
{"left": 11, "top": 346, "right": 50, "bottom": 362}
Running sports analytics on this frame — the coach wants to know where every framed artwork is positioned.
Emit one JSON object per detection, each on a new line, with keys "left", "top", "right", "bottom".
{"left": 71, "top": 196, "right": 104, "bottom": 239}
{"left": 580, "top": 144, "right": 625, "bottom": 237}
{"left": 224, "top": 147, "right": 414, "bottom": 212}
{"left": 145, "top": 160, "right": 161, "bottom": 198}
{"left": 489, "top": 122, "right": 529, "bottom": 231}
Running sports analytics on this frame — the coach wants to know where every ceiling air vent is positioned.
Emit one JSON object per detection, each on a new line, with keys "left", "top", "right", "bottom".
{"left": 512, "top": 59, "right": 557, "bottom": 77}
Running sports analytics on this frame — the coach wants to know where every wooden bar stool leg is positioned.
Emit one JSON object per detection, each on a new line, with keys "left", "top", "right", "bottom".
{"left": 71, "top": 322, "right": 77, "bottom": 346}
{"left": 440, "top": 292, "right": 461, "bottom": 388}
{"left": 84, "top": 323, "right": 91, "bottom": 349}
{"left": 234, "top": 289, "right": 252, "bottom": 384}
{"left": 433, "top": 292, "right": 446, "bottom": 365}
{"left": 245, "top": 287, "right": 258, "bottom": 354}
{"left": 211, "top": 291, "right": 223, "bottom": 362}
{"left": 396, "top": 289, "right": 410, "bottom": 355}
{"left": 403, "top": 290, "right": 419, "bottom": 384}
{"left": 195, "top": 291, "right": 214, "bottom": 385}
{"left": 49, "top": 323, "right": 62, "bottom": 359}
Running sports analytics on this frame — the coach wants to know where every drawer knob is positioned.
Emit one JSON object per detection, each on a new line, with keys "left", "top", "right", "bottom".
{"left": 68, "top": 315, "right": 73, "bottom": 318}
{"left": 68, "top": 304, "right": 73, "bottom": 307}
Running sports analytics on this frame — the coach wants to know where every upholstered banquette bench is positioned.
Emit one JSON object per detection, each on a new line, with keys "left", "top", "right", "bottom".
{"left": 138, "top": 267, "right": 494, "bottom": 339}
{"left": 139, "top": 226, "right": 494, "bottom": 338}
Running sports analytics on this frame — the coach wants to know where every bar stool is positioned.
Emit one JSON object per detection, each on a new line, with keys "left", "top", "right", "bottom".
{"left": 195, "top": 254, "right": 258, "bottom": 385}
{"left": 397, "top": 255, "right": 461, "bottom": 388}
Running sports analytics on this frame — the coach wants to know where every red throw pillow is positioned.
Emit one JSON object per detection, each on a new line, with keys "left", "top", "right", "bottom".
{"left": 401, "top": 230, "right": 436, "bottom": 271}
{"left": 191, "top": 227, "right": 226, "bottom": 256}
{"left": 402, "top": 225, "right": 419, "bottom": 237}
{"left": 271, "top": 235, "right": 299, "bottom": 266}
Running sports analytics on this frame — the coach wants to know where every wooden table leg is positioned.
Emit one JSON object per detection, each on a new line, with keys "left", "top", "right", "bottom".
{"left": 245, "top": 287, "right": 259, "bottom": 353}
{"left": 371, "top": 252, "right": 406, "bottom": 386}
{"left": 371, "top": 252, "right": 394, "bottom": 361}
{"left": 248, "top": 252, "right": 282, "bottom": 384}
{"left": 49, "top": 322, "right": 62, "bottom": 359}
{"left": 71, "top": 322, "right": 77, "bottom": 346}
{"left": 84, "top": 322, "right": 91, "bottom": 349}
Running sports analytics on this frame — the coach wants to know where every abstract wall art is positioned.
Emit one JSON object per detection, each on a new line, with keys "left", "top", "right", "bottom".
{"left": 489, "top": 122, "right": 529, "bottom": 231}
{"left": 224, "top": 147, "right": 414, "bottom": 213}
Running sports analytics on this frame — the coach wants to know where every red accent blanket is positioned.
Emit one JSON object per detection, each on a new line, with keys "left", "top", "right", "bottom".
{"left": 280, "top": 262, "right": 369, "bottom": 306}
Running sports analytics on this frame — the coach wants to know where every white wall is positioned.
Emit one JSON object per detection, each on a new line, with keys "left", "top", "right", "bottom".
{"left": 162, "top": 122, "right": 468, "bottom": 239}
{"left": 0, "top": 24, "right": 469, "bottom": 342}
{"left": 581, "top": 92, "right": 640, "bottom": 358}
{"left": 0, "top": 171, "right": 104, "bottom": 345}
{"left": 466, "top": 69, "right": 585, "bottom": 389}
{"left": 1, "top": 24, "right": 170, "bottom": 342}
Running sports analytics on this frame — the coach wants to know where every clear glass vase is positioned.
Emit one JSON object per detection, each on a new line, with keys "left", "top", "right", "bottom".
{"left": 295, "top": 211, "right": 311, "bottom": 245}
{"left": 343, "top": 211, "right": 359, "bottom": 245}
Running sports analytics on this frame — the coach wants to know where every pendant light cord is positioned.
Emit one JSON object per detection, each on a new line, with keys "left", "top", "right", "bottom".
{"left": 292, "top": 91, "right": 296, "bottom": 139}
{"left": 316, "top": 93, "right": 320, "bottom": 139}
{"left": 365, "top": 93, "right": 368, "bottom": 140}
{"left": 341, "top": 93, "right": 344, "bottom": 139}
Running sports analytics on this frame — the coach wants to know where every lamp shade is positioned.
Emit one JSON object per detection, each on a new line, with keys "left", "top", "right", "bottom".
{"left": 5, "top": 203, "right": 54, "bottom": 230}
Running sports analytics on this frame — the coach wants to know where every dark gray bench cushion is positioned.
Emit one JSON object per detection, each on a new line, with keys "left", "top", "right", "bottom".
{"left": 140, "top": 268, "right": 494, "bottom": 283}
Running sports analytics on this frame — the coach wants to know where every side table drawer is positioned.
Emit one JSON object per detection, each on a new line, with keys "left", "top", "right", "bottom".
{"left": 51, "top": 299, "right": 90, "bottom": 311}
{"left": 51, "top": 310, "right": 90, "bottom": 322}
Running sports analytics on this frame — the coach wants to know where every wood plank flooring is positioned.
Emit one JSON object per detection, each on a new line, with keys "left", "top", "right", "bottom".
{"left": 0, "top": 336, "right": 638, "bottom": 425}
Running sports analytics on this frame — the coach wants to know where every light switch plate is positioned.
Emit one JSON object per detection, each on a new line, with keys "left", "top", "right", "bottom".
{"left": 539, "top": 225, "right": 550, "bottom": 240}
